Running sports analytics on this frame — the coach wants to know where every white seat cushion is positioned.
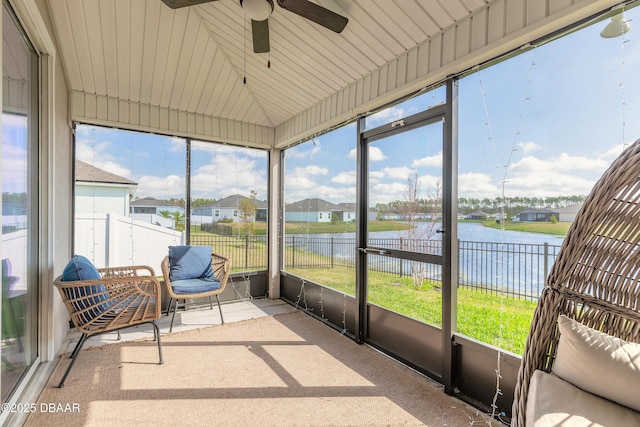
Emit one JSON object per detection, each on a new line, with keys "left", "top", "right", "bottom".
{"left": 526, "top": 370, "right": 640, "bottom": 427}
{"left": 553, "top": 315, "right": 640, "bottom": 412}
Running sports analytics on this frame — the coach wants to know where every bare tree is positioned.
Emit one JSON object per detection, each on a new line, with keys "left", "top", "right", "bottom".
{"left": 238, "top": 190, "right": 258, "bottom": 236}
{"left": 398, "top": 170, "right": 441, "bottom": 289}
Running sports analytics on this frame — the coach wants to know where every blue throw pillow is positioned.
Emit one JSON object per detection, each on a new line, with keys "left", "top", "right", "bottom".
{"left": 168, "top": 246, "right": 213, "bottom": 281}
{"left": 62, "top": 255, "right": 101, "bottom": 281}
{"left": 61, "top": 255, "right": 113, "bottom": 318}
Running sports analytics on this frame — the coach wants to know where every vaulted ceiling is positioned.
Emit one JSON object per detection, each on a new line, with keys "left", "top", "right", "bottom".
{"left": 46, "top": 0, "right": 622, "bottom": 148}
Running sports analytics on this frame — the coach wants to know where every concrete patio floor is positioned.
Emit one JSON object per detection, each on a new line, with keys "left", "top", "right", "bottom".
{"left": 58, "top": 298, "right": 296, "bottom": 354}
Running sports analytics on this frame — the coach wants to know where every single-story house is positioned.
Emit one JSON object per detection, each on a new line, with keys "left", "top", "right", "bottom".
{"left": 556, "top": 203, "right": 583, "bottom": 222}
{"left": 285, "top": 198, "right": 344, "bottom": 223}
{"left": 191, "top": 194, "right": 267, "bottom": 224}
{"left": 515, "top": 208, "right": 560, "bottom": 222}
{"left": 465, "top": 211, "right": 490, "bottom": 220}
{"left": 130, "top": 196, "right": 184, "bottom": 228}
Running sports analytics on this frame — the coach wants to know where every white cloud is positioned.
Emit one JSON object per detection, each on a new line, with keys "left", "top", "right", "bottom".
{"left": 416, "top": 174, "right": 442, "bottom": 195}
{"left": 503, "top": 172, "right": 598, "bottom": 197}
{"left": 459, "top": 172, "right": 499, "bottom": 198}
{"left": 286, "top": 142, "right": 322, "bottom": 159}
{"left": 382, "top": 166, "right": 411, "bottom": 180}
{"left": 135, "top": 174, "right": 185, "bottom": 198}
{"left": 331, "top": 170, "right": 356, "bottom": 185}
{"left": 99, "top": 161, "right": 133, "bottom": 179}
{"left": 189, "top": 152, "right": 266, "bottom": 198}
{"left": 517, "top": 141, "right": 541, "bottom": 154}
{"left": 413, "top": 151, "right": 442, "bottom": 168}
{"left": 369, "top": 182, "right": 407, "bottom": 204}
{"left": 347, "top": 146, "right": 388, "bottom": 162}
{"left": 369, "top": 170, "right": 385, "bottom": 183}
{"left": 509, "top": 153, "right": 609, "bottom": 174}
{"left": 493, "top": 151, "right": 614, "bottom": 197}
{"left": 304, "top": 165, "right": 329, "bottom": 176}
{"left": 76, "top": 139, "right": 117, "bottom": 165}
{"left": 366, "top": 106, "right": 406, "bottom": 128}
{"left": 369, "top": 146, "right": 387, "bottom": 161}
{"left": 76, "top": 137, "right": 135, "bottom": 180}
{"left": 284, "top": 165, "right": 329, "bottom": 192}
{"left": 284, "top": 174, "right": 317, "bottom": 190}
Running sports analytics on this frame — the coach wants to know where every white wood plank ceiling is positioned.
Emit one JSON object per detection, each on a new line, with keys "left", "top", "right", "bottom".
{"left": 46, "top": 0, "right": 623, "bottom": 147}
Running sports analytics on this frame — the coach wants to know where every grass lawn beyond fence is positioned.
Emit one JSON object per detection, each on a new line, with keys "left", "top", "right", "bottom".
{"left": 189, "top": 231, "right": 538, "bottom": 355}
{"left": 285, "top": 267, "right": 535, "bottom": 355}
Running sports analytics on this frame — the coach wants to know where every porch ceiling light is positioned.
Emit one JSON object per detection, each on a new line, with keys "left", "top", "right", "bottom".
{"left": 600, "top": 14, "right": 631, "bottom": 38}
{"left": 241, "top": 0, "right": 273, "bottom": 21}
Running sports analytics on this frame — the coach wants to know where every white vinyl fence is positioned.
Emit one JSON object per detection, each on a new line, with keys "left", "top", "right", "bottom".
{"left": 75, "top": 213, "right": 184, "bottom": 272}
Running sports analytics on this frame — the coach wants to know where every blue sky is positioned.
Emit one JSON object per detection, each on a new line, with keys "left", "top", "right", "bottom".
{"left": 69, "top": 6, "right": 640, "bottom": 207}
{"left": 2, "top": 114, "right": 28, "bottom": 194}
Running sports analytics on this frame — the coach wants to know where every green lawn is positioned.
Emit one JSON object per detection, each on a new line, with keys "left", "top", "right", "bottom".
{"left": 191, "top": 220, "right": 411, "bottom": 236}
{"left": 285, "top": 267, "right": 536, "bottom": 355}
{"left": 189, "top": 220, "right": 539, "bottom": 355}
{"left": 479, "top": 220, "right": 571, "bottom": 235}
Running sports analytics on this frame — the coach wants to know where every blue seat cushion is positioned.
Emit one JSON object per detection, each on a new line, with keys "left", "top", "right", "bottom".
{"left": 168, "top": 246, "right": 213, "bottom": 281}
{"left": 61, "top": 255, "right": 114, "bottom": 318}
{"left": 171, "top": 277, "right": 221, "bottom": 295}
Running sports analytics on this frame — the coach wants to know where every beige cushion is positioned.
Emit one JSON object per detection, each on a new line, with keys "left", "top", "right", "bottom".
{"left": 526, "top": 370, "right": 640, "bottom": 427}
{"left": 552, "top": 315, "right": 640, "bottom": 413}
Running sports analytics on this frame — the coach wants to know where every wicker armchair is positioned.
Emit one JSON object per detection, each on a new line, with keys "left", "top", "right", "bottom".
{"left": 511, "top": 139, "right": 640, "bottom": 426}
{"left": 161, "top": 245, "right": 230, "bottom": 332}
{"left": 54, "top": 261, "right": 163, "bottom": 388}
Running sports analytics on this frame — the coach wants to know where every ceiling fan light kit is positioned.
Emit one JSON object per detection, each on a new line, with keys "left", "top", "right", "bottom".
{"left": 241, "top": 0, "right": 273, "bottom": 21}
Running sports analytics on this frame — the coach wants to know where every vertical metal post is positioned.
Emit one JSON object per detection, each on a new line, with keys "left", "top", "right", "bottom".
{"left": 268, "top": 148, "right": 282, "bottom": 299}
{"left": 245, "top": 235, "right": 249, "bottom": 269}
{"left": 185, "top": 139, "right": 191, "bottom": 245}
{"left": 543, "top": 242, "right": 549, "bottom": 280}
{"left": 442, "top": 77, "right": 459, "bottom": 395}
{"left": 331, "top": 237, "right": 334, "bottom": 269}
{"left": 355, "top": 115, "right": 368, "bottom": 344}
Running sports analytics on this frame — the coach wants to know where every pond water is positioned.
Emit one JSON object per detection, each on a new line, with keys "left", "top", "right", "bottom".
{"left": 286, "top": 222, "right": 565, "bottom": 298}
{"left": 294, "top": 221, "right": 565, "bottom": 245}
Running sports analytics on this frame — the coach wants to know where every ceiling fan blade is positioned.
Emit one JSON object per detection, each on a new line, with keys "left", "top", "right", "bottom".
{"left": 276, "top": 0, "right": 347, "bottom": 33}
{"left": 252, "top": 19, "right": 270, "bottom": 53}
{"left": 161, "top": 0, "right": 218, "bottom": 9}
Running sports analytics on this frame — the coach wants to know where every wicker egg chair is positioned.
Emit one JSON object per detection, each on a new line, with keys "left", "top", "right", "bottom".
{"left": 511, "top": 138, "right": 640, "bottom": 426}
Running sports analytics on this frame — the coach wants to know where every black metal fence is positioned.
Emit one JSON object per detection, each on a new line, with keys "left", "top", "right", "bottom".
{"left": 458, "top": 241, "right": 560, "bottom": 300}
{"left": 190, "top": 234, "right": 562, "bottom": 300}
{"left": 190, "top": 234, "right": 268, "bottom": 270}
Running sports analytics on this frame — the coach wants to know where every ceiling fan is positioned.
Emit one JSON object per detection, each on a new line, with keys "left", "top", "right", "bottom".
{"left": 161, "top": 0, "right": 348, "bottom": 53}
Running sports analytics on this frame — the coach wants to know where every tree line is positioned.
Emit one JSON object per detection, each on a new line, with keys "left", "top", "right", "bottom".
{"left": 376, "top": 195, "right": 586, "bottom": 216}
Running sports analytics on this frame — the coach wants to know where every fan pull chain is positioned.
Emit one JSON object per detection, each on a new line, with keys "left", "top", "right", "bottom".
{"left": 243, "top": 12, "right": 247, "bottom": 84}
